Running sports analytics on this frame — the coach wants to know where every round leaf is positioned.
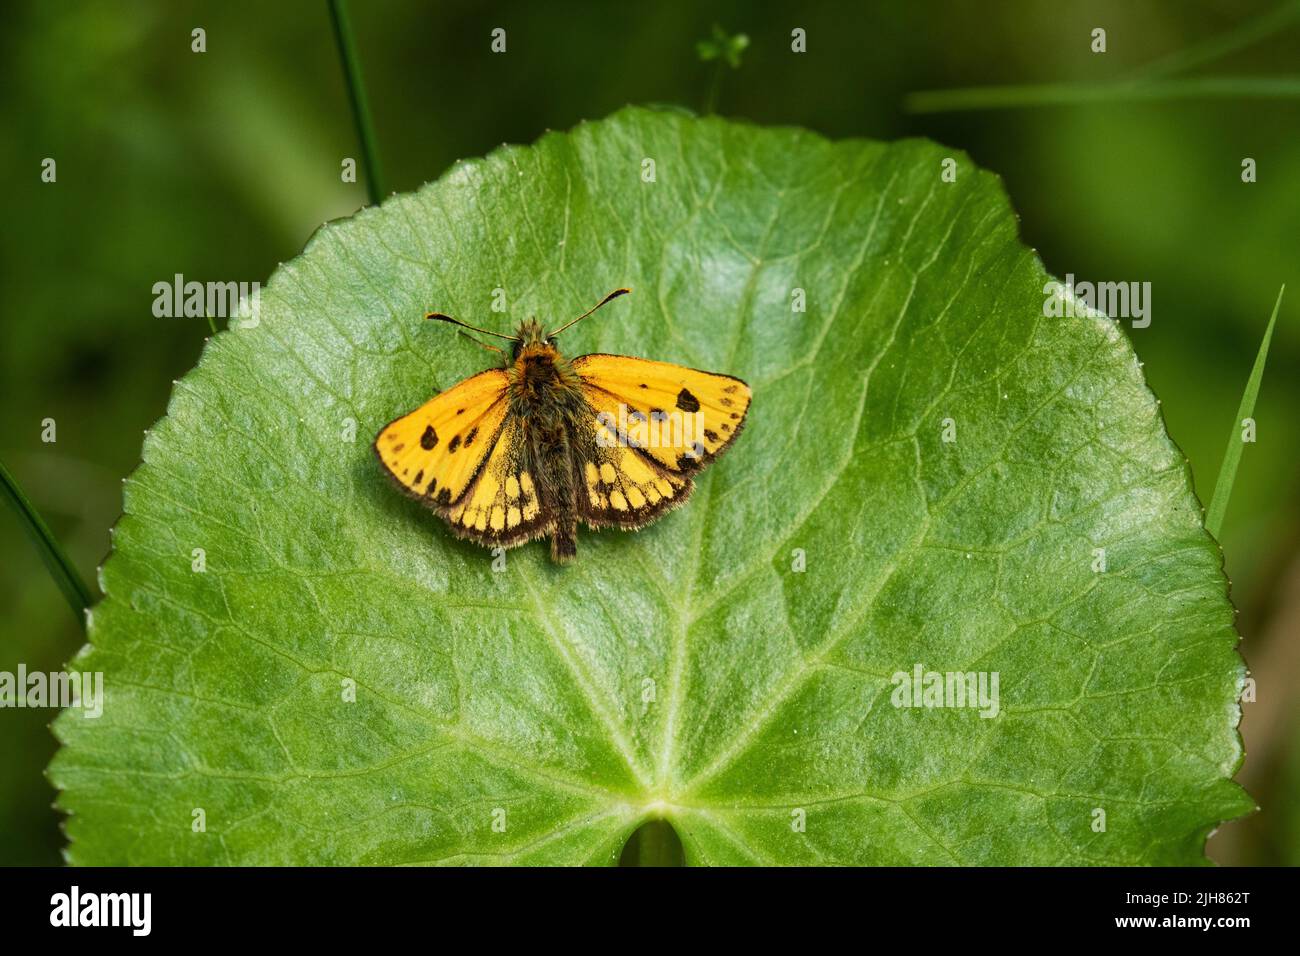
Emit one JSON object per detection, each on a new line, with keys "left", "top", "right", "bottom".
{"left": 51, "top": 107, "right": 1251, "bottom": 865}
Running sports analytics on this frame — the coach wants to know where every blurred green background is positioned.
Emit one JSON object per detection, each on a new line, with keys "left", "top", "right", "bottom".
{"left": 2, "top": 0, "right": 1297, "bottom": 865}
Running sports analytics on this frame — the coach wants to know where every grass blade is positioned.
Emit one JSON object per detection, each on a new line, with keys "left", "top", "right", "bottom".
{"left": 907, "top": 3, "right": 1300, "bottom": 114}
{"left": 904, "top": 75, "right": 1300, "bottom": 113}
{"left": 1206, "top": 285, "right": 1286, "bottom": 540}
{"left": 1126, "top": 0, "right": 1300, "bottom": 81}
{"left": 328, "top": 0, "right": 387, "bottom": 205}
{"left": 0, "top": 457, "right": 93, "bottom": 626}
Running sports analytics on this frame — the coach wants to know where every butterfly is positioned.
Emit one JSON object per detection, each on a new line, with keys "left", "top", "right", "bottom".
{"left": 374, "top": 288, "right": 752, "bottom": 563}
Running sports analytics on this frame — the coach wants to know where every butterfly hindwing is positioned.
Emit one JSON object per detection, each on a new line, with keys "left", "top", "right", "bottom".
{"left": 374, "top": 368, "right": 510, "bottom": 508}
{"left": 571, "top": 354, "right": 752, "bottom": 475}
{"left": 572, "top": 424, "right": 690, "bottom": 530}
{"left": 446, "top": 418, "right": 555, "bottom": 546}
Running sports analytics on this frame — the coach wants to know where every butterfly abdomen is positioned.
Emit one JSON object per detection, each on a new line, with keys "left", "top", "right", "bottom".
{"left": 550, "top": 527, "right": 578, "bottom": 562}
{"left": 523, "top": 413, "right": 581, "bottom": 564}
{"left": 505, "top": 342, "right": 585, "bottom": 562}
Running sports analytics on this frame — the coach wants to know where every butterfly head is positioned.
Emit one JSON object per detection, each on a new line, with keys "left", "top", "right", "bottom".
{"left": 511, "top": 318, "right": 556, "bottom": 361}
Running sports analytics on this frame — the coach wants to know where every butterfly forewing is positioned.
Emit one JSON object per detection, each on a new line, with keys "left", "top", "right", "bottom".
{"left": 374, "top": 368, "right": 510, "bottom": 506}
{"left": 572, "top": 354, "right": 752, "bottom": 474}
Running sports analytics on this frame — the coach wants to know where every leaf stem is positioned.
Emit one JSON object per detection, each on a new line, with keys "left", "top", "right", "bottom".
{"left": 619, "top": 819, "right": 684, "bottom": 866}
{"left": 328, "top": 0, "right": 387, "bottom": 205}
{"left": 0, "top": 457, "right": 93, "bottom": 627}
{"left": 1205, "top": 285, "right": 1286, "bottom": 540}
{"left": 704, "top": 62, "right": 724, "bottom": 115}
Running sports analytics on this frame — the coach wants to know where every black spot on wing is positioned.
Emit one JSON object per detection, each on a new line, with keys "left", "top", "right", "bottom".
{"left": 420, "top": 426, "right": 438, "bottom": 450}
{"left": 676, "top": 388, "right": 701, "bottom": 413}
{"left": 465, "top": 426, "right": 478, "bottom": 447}
{"left": 449, "top": 434, "right": 462, "bottom": 453}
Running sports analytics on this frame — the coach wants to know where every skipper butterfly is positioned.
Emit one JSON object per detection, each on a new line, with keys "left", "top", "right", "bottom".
{"left": 374, "top": 289, "right": 752, "bottom": 563}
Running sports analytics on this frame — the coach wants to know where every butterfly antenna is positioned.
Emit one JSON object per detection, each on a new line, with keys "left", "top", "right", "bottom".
{"left": 425, "top": 312, "right": 517, "bottom": 342}
{"left": 455, "top": 330, "right": 505, "bottom": 354}
{"left": 548, "top": 288, "right": 631, "bottom": 337}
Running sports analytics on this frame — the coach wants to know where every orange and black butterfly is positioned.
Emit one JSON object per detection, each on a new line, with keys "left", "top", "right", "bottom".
{"left": 374, "top": 289, "right": 751, "bottom": 563}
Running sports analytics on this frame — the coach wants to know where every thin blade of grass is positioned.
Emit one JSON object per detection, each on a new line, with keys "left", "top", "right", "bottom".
{"left": 907, "top": 2, "right": 1300, "bottom": 114}
{"left": 1126, "top": 0, "right": 1300, "bottom": 81}
{"left": 1206, "top": 285, "right": 1286, "bottom": 540}
{"left": 905, "top": 75, "right": 1300, "bottom": 114}
{"left": 328, "top": 0, "right": 387, "bottom": 205}
{"left": 0, "top": 457, "right": 93, "bottom": 626}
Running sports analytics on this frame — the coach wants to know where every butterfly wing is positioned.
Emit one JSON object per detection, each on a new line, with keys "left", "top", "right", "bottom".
{"left": 572, "top": 354, "right": 752, "bottom": 474}
{"left": 572, "top": 427, "right": 691, "bottom": 530}
{"left": 374, "top": 368, "right": 510, "bottom": 509}
{"left": 570, "top": 354, "right": 751, "bottom": 529}
{"left": 444, "top": 417, "right": 555, "bottom": 546}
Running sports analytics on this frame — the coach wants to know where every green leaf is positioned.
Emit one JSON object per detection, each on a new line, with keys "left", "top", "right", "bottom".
{"left": 50, "top": 107, "right": 1251, "bottom": 865}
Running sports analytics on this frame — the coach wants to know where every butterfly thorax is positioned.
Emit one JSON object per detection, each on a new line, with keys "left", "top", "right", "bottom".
{"left": 506, "top": 321, "right": 584, "bottom": 415}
